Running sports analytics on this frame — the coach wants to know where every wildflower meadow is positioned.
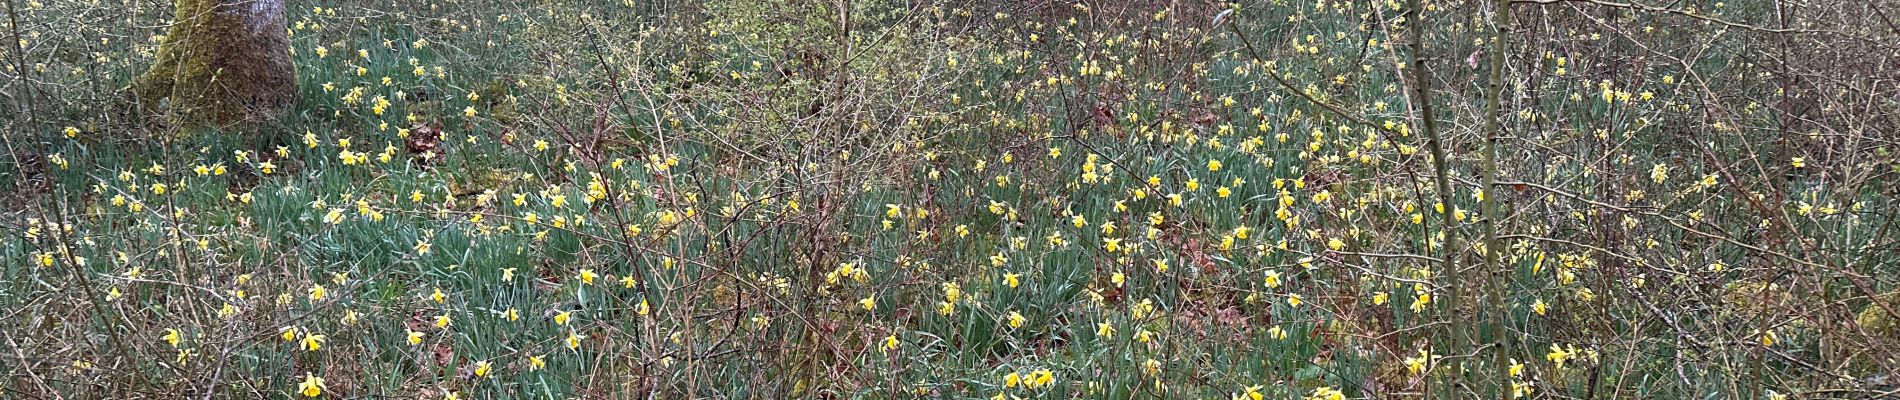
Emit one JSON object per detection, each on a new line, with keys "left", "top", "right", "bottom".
{"left": 2, "top": 0, "right": 1897, "bottom": 398}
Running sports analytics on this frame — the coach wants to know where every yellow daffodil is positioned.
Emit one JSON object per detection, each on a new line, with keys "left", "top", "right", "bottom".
{"left": 301, "top": 333, "right": 325, "bottom": 351}
{"left": 298, "top": 373, "right": 324, "bottom": 397}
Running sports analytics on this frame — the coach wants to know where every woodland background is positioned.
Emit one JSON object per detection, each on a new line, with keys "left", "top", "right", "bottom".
{"left": 2, "top": 0, "right": 1898, "bottom": 398}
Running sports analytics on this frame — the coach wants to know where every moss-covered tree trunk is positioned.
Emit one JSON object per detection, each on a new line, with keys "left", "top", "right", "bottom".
{"left": 135, "top": 0, "right": 295, "bottom": 127}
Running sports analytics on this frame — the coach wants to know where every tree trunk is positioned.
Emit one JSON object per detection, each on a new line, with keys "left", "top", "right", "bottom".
{"left": 135, "top": 0, "right": 295, "bottom": 127}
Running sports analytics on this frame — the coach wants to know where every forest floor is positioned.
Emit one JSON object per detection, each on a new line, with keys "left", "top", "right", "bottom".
{"left": 3, "top": 1, "right": 1898, "bottom": 398}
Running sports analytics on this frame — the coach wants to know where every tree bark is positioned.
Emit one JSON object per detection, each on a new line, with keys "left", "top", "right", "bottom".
{"left": 135, "top": 0, "right": 295, "bottom": 127}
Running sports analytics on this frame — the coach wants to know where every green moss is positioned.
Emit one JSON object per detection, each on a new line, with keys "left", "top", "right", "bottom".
{"left": 1859, "top": 292, "right": 1900, "bottom": 339}
{"left": 135, "top": 0, "right": 297, "bottom": 128}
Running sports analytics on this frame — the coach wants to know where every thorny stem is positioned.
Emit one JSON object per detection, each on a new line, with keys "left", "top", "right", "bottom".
{"left": 1399, "top": 0, "right": 1468, "bottom": 395}
{"left": 1480, "top": 0, "right": 1515, "bottom": 396}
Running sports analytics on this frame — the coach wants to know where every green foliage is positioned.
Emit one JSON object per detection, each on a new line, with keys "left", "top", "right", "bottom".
{"left": 3, "top": 0, "right": 1897, "bottom": 398}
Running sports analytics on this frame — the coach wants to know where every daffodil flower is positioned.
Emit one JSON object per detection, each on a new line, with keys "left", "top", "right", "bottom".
{"left": 298, "top": 373, "right": 325, "bottom": 397}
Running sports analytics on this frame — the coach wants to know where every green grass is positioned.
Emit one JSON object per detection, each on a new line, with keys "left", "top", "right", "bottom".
{"left": 3, "top": 0, "right": 1898, "bottom": 398}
